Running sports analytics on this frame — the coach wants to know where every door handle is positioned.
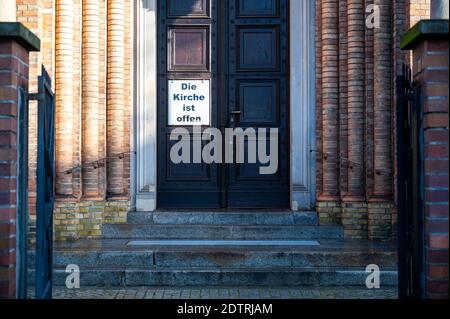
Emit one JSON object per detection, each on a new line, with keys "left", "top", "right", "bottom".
{"left": 229, "top": 111, "right": 241, "bottom": 126}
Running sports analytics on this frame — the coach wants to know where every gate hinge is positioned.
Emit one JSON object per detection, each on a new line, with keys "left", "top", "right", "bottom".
{"left": 29, "top": 93, "right": 45, "bottom": 101}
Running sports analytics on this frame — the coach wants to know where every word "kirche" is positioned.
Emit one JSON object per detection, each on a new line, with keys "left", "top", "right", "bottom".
{"left": 173, "top": 83, "right": 206, "bottom": 101}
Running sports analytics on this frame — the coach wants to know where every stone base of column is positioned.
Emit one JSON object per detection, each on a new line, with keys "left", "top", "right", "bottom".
{"left": 368, "top": 201, "right": 394, "bottom": 241}
{"left": 50, "top": 200, "right": 131, "bottom": 241}
{"left": 341, "top": 201, "right": 368, "bottom": 239}
{"left": 317, "top": 199, "right": 341, "bottom": 225}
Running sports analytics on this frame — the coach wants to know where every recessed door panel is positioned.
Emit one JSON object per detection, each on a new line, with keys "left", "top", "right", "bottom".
{"left": 168, "top": 27, "right": 210, "bottom": 71}
{"left": 238, "top": 80, "right": 279, "bottom": 126}
{"left": 238, "top": 0, "right": 278, "bottom": 17}
{"left": 166, "top": 134, "right": 212, "bottom": 182}
{"left": 239, "top": 27, "right": 279, "bottom": 70}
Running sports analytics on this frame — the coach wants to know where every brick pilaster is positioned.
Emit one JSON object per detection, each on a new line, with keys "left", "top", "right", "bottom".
{"left": 347, "top": 0, "right": 365, "bottom": 198}
{"left": 373, "top": 0, "right": 394, "bottom": 198}
{"left": 338, "top": 0, "right": 349, "bottom": 200}
{"left": 82, "top": 0, "right": 104, "bottom": 199}
{"left": 320, "top": 0, "right": 340, "bottom": 202}
{"left": 419, "top": 24, "right": 448, "bottom": 299}
{"left": 107, "top": 0, "right": 125, "bottom": 197}
{"left": 55, "top": 0, "right": 75, "bottom": 197}
{"left": 318, "top": 0, "right": 341, "bottom": 224}
{"left": 0, "top": 22, "right": 39, "bottom": 299}
{"left": 367, "top": 0, "right": 394, "bottom": 238}
{"left": 341, "top": 0, "right": 367, "bottom": 238}
{"left": 315, "top": 0, "right": 324, "bottom": 200}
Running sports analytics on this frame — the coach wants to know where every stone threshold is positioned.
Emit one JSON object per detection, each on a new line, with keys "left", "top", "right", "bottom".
{"left": 127, "top": 240, "right": 321, "bottom": 247}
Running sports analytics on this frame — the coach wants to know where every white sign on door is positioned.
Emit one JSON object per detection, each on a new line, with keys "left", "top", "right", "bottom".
{"left": 168, "top": 80, "right": 210, "bottom": 126}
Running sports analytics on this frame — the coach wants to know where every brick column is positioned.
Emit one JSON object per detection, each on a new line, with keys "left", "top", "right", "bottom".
{"left": 342, "top": 0, "right": 368, "bottom": 238}
{"left": 0, "top": 22, "right": 39, "bottom": 299}
{"left": 402, "top": 19, "right": 449, "bottom": 299}
{"left": 368, "top": 0, "right": 394, "bottom": 240}
{"left": 317, "top": 0, "right": 341, "bottom": 224}
{"left": 107, "top": 0, "right": 125, "bottom": 197}
{"left": 55, "top": 0, "right": 75, "bottom": 197}
{"left": 338, "top": 0, "right": 349, "bottom": 202}
{"left": 82, "top": 0, "right": 105, "bottom": 199}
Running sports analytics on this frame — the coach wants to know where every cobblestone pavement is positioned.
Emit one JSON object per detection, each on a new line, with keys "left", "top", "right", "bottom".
{"left": 28, "top": 287, "right": 398, "bottom": 299}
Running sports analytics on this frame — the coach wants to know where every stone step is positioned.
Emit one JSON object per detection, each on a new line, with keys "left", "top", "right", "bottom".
{"left": 28, "top": 267, "right": 398, "bottom": 287}
{"left": 127, "top": 211, "right": 319, "bottom": 226}
{"left": 102, "top": 224, "right": 343, "bottom": 240}
{"left": 28, "top": 248, "right": 397, "bottom": 269}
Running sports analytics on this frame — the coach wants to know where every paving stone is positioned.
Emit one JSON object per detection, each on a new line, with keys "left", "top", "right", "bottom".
{"left": 209, "top": 289, "right": 219, "bottom": 299}
{"left": 181, "top": 289, "right": 191, "bottom": 299}
{"left": 219, "top": 289, "right": 229, "bottom": 299}
{"left": 27, "top": 286, "right": 398, "bottom": 299}
{"left": 190, "top": 289, "right": 201, "bottom": 299}
{"left": 153, "top": 289, "right": 164, "bottom": 299}
{"left": 164, "top": 289, "right": 181, "bottom": 299}
{"left": 144, "top": 289, "right": 156, "bottom": 299}
{"left": 200, "top": 289, "right": 211, "bottom": 299}
{"left": 229, "top": 289, "right": 239, "bottom": 299}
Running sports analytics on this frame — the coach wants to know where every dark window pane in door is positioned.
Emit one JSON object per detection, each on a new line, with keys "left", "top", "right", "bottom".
{"left": 169, "top": 28, "right": 209, "bottom": 71}
{"left": 167, "top": 0, "right": 210, "bottom": 17}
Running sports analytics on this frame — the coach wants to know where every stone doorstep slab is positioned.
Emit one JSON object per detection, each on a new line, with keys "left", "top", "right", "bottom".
{"left": 27, "top": 249, "right": 398, "bottom": 269}
{"left": 27, "top": 268, "right": 399, "bottom": 287}
{"left": 102, "top": 224, "right": 344, "bottom": 240}
{"left": 31, "top": 238, "right": 397, "bottom": 253}
{"left": 128, "top": 211, "right": 319, "bottom": 226}
{"left": 127, "top": 240, "right": 321, "bottom": 247}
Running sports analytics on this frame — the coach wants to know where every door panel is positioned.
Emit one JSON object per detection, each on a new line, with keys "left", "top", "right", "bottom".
{"left": 157, "top": 0, "right": 289, "bottom": 209}
{"left": 158, "top": 0, "right": 220, "bottom": 208}
{"left": 238, "top": 27, "right": 279, "bottom": 71}
{"left": 226, "top": 0, "right": 289, "bottom": 208}
{"left": 237, "top": 80, "right": 280, "bottom": 126}
{"left": 168, "top": 27, "right": 210, "bottom": 71}
{"left": 238, "top": 0, "right": 279, "bottom": 17}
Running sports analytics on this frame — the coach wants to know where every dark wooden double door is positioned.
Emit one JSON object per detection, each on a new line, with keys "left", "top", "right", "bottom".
{"left": 157, "top": 0, "right": 289, "bottom": 208}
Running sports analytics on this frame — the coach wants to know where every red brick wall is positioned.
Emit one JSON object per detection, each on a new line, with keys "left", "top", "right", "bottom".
{"left": 0, "top": 38, "right": 30, "bottom": 299}
{"left": 413, "top": 36, "right": 449, "bottom": 299}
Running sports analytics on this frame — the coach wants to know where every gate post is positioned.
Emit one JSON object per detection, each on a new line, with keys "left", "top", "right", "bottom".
{"left": 0, "top": 22, "right": 40, "bottom": 299}
{"left": 401, "top": 20, "right": 449, "bottom": 299}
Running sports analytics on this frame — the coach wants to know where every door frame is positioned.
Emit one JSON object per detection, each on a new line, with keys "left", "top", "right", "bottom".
{"left": 132, "top": 0, "right": 316, "bottom": 211}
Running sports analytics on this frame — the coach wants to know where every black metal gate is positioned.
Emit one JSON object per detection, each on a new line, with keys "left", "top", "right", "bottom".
{"left": 396, "top": 64, "right": 425, "bottom": 299}
{"left": 30, "top": 66, "right": 56, "bottom": 299}
{"left": 16, "top": 87, "right": 29, "bottom": 299}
